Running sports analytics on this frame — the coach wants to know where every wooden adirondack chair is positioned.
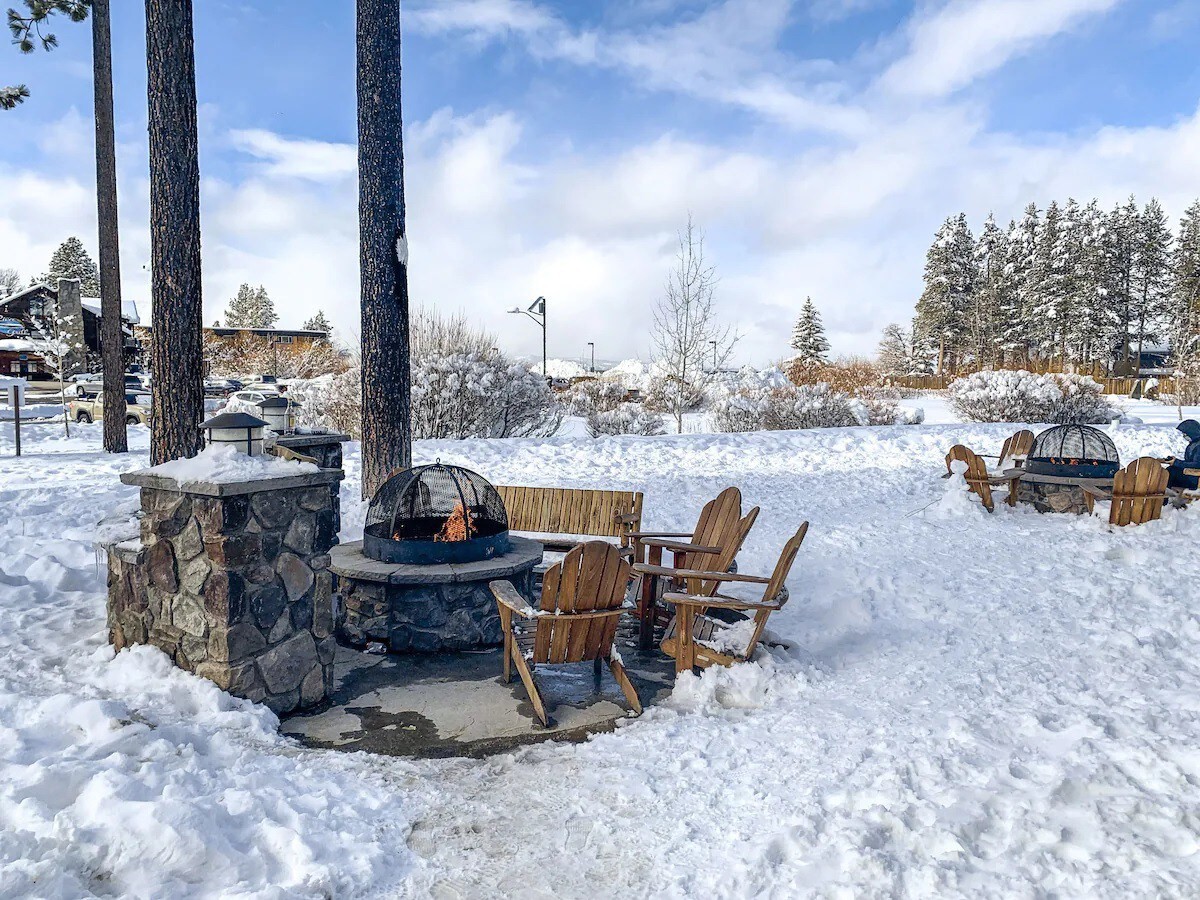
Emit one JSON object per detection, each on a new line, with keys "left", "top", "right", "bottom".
{"left": 982, "top": 429, "right": 1034, "bottom": 469}
{"left": 945, "top": 444, "right": 1020, "bottom": 512}
{"left": 490, "top": 541, "right": 640, "bottom": 727}
{"left": 661, "top": 522, "right": 809, "bottom": 676}
{"left": 1083, "top": 457, "right": 1169, "bottom": 526}
{"left": 627, "top": 487, "right": 752, "bottom": 648}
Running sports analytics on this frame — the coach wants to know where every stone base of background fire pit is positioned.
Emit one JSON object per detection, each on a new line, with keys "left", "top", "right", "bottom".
{"left": 1016, "top": 472, "right": 1111, "bottom": 515}
{"left": 333, "top": 536, "right": 542, "bottom": 652}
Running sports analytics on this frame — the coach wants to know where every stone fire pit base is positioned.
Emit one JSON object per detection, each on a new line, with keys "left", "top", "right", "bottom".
{"left": 1016, "top": 472, "right": 1111, "bottom": 515}
{"left": 332, "top": 536, "right": 542, "bottom": 652}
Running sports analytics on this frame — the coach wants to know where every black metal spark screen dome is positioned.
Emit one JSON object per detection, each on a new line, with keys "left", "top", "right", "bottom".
{"left": 1024, "top": 424, "right": 1120, "bottom": 478}
{"left": 363, "top": 463, "right": 510, "bottom": 565}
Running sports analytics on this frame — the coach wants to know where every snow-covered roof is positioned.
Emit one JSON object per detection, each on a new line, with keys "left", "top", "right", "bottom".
{"left": 0, "top": 283, "right": 140, "bottom": 324}
{"left": 0, "top": 338, "right": 37, "bottom": 352}
{"left": 81, "top": 297, "right": 141, "bottom": 325}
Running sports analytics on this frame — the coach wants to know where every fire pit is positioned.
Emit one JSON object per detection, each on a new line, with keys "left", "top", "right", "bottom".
{"left": 333, "top": 464, "right": 540, "bottom": 652}
{"left": 363, "top": 462, "right": 510, "bottom": 565}
{"left": 1018, "top": 424, "right": 1120, "bottom": 513}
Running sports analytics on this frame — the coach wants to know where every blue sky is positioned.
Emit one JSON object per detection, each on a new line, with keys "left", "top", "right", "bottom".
{"left": 1, "top": 0, "right": 1199, "bottom": 364}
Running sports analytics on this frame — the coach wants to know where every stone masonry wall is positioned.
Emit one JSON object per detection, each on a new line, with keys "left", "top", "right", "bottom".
{"left": 107, "top": 471, "right": 343, "bottom": 715}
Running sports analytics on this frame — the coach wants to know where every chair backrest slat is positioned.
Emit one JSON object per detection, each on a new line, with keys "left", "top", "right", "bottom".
{"left": 741, "top": 522, "right": 809, "bottom": 657}
{"left": 692, "top": 506, "right": 760, "bottom": 597}
{"left": 999, "top": 429, "right": 1034, "bottom": 467}
{"left": 536, "top": 542, "right": 630, "bottom": 664}
{"left": 1110, "top": 457, "right": 1167, "bottom": 526}
{"left": 945, "top": 444, "right": 994, "bottom": 511}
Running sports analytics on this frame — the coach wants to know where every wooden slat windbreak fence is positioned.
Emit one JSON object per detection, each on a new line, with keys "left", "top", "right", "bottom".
{"left": 890, "top": 373, "right": 1179, "bottom": 396}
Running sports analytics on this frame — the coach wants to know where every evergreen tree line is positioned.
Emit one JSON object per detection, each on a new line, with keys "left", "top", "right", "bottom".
{"left": 904, "top": 196, "right": 1200, "bottom": 377}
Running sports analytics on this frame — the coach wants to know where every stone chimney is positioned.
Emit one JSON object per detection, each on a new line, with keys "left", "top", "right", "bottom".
{"left": 55, "top": 277, "right": 86, "bottom": 377}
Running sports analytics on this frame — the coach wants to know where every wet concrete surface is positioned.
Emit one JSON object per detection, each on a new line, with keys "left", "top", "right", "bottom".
{"left": 280, "top": 624, "right": 676, "bottom": 758}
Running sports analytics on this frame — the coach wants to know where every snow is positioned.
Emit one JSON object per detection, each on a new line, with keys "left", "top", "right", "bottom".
{"left": 5, "top": 413, "right": 1200, "bottom": 895}
{"left": 144, "top": 443, "right": 319, "bottom": 484}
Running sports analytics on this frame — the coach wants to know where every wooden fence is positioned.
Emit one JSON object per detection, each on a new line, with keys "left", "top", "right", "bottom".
{"left": 891, "top": 373, "right": 1179, "bottom": 396}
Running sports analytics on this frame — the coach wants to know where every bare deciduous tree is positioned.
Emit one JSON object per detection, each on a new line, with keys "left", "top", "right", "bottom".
{"left": 650, "top": 215, "right": 736, "bottom": 432}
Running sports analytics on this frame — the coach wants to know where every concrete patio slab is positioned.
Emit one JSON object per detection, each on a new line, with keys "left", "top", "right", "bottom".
{"left": 280, "top": 624, "right": 677, "bottom": 758}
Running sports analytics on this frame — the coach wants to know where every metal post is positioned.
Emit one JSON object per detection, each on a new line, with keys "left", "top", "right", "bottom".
{"left": 11, "top": 386, "right": 20, "bottom": 457}
{"left": 541, "top": 302, "right": 547, "bottom": 379}
{"left": 710, "top": 340, "right": 717, "bottom": 371}
{"left": 588, "top": 342, "right": 595, "bottom": 373}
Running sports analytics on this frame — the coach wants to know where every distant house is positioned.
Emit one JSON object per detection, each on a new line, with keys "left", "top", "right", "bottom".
{"left": 1109, "top": 340, "right": 1173, "bottom": 377}
{"left": 0, "top": 280, "right": 141, "bottom": 379}
{"left": 205, "top": 326, "right": 330, "bottom": 349}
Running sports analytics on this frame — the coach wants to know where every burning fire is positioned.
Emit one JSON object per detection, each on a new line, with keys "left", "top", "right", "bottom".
{"left": 434, "top": 502, "right": 476, "bottom": 543}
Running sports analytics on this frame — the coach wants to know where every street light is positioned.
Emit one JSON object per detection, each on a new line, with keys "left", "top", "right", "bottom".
{"left": 508, "top": 296, "right": 547, "bottom": 378}
{"left": 587, "top": 342, "right": 595, "bottom": 373}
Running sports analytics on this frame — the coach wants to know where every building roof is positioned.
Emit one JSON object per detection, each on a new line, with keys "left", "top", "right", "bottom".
{"left": 206, "top": 326, "right": 329, "bottom": 338}
{"left": 0, "top": 282, "right": 141, "bottom": 324}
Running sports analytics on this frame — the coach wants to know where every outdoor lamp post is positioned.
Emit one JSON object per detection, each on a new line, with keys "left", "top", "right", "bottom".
{"left": 587, "top": 342, "right": 595, "bottom": 373}
{"left": 257, "top": 395, "right": 299, "bottom": 434}
{"left": 507, "top": 296, "right": 547, "bottom": 378}
{"left": 200, "top": 411, "right": 268, "bottom": 456}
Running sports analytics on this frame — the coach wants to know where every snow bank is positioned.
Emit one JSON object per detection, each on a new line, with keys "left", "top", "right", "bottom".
{"left": 145, "top": 443, "right": 319, "bottom": 484}
{"left": 5, "top": 419, "right": 1200, "bottom": 895}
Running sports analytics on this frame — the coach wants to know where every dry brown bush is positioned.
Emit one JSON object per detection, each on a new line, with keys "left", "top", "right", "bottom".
{"left": 787, "top": 355, "right": 883, "bottom": 394}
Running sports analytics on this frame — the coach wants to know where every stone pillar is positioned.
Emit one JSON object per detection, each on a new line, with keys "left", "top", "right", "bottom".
{"left": 107, "top": 468, "right": 344, "bottom": 715}
{"left": 56, "top": 277, "right": 86, "bottom": 378}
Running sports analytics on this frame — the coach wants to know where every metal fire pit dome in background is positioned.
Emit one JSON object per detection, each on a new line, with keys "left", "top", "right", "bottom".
{"left": 1023, "top": 424, "right": 1120, "bottom": 478}
{"left": 363, "top": 462, "right": 510, "bottom": 565}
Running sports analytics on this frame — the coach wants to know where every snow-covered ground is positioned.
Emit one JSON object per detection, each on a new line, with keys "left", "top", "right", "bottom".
{"left": 4, "top": 414, "right": 1200, "bottom": 897}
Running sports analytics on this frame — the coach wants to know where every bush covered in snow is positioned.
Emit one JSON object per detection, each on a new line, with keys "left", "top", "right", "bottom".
{"left": 948, "top": 370, "right": 1119, "bottom": 424}
{"left": 853, "top": 385, "right": 905, "bottom": 426}
{"left": 712, "top": 372, "right": 861, "bottom": 433}
{"left": 565, "top": 379, "right": 628, "bottom": 417}
{"left": 586, "top": 403, "right": 666, "bottom": 437}
{"left": 283, "top": 311, "right": 561, "bottom": 440}
{"left": 643, "top": 376, "right": 706, "bottom": 417}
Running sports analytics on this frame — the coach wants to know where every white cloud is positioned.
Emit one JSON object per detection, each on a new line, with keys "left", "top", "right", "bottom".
{"left": 880, "top": 0, "right": 1122, "bottom": 97}
{"left": 228, "top": 130, "right": 356, "bottom": 181}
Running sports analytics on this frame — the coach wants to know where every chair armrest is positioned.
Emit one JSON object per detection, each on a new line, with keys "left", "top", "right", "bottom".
{"left": 489, "top": 580, "right": 537, "bottom": 618}
{"left": 1185, "top": 468, "right": 1200, "bottom": 477}
{"left": 664, "top": 592, "right": 781, "bottom": 612}
{"left": 632, "top": 564, "right": 769, "bottom": 584}
{"left": 626, "top": 531, "right": 690, "bottom": 540}
{"left": 636, "top": 537, "right": 723, "bottom": 554}
{"left": 1081, "top": 485, "right": 1111, "bottom": 499}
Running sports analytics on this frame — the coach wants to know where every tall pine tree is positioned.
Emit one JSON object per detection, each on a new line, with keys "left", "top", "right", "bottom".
{"left": 1131, "top": 198, "right": 1172, "bottom": 370}
{"left": 1171, "top": 200, "right": 1200, "bottom": 373}
{"left": 223, "top": 284, "right": 277, "bottom": 328}
{"left": 914, "top": 213, "right": 976, "bottom": 374}
{"left": 790, "top": 297, "right": 830, "bottom": 367}
{"left": 972, "top": 213, "right": 1008, "bottom": 368}
{"left": 302, "top": 310, "right": 332, "bottom": 333}
{"left": 38, "top": 236, "right": 100, "bottom": 295}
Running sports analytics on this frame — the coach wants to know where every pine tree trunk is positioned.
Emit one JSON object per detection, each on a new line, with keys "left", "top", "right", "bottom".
{"left": 146, "top": 0, "right": 204, "bottom": 465}
{"left": 93, "top": 0, "right": 127, "bottom": 453}
{"left": 357, "top": 0, "right": 412, "bottom": 499}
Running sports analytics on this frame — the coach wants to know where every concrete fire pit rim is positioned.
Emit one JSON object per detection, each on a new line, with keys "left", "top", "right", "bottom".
{"left": 331, "top": 535, "right": 543, "bottom": 586}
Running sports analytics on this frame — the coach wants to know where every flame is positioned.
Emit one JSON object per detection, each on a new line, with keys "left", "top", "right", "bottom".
{"left": 434, "top": 502, "right": 476, "bottom": 543}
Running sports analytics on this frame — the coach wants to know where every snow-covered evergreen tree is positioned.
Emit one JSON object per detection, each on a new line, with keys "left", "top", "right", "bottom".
{"left": 1101, "top": 197, "right": 1140, "bottom": 372}
{"left": 223, "top": 284, "right": 278, "bottom": 329}
{"left": 914, "top": 213, "right": 976, "bottom": 374}
{"left": 790, "top": 296, "right": 830, "bottom": 367}
{"left": 971, "top": 214, "right": 1008, "bottom": 368}
{"left": 35, "top": 237, "right": 100, "bottom": 295}
{"left": 1002, "top": 204, "right": 1039, "bottom": 367}
{"left": 1131, "top": 198, "right": 1173, "bottom": 369}
{"left": 302, "top": 310, "right": 332, "bottom": 334}
{"left": 1171, "top": 200, "right": 1200, "bottom": 372}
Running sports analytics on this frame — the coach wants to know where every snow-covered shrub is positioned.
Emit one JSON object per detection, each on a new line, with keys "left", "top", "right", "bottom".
{"left": 283, "top": 371, "right": 361, "bottom": 437}
{"left": 948, "top": 370, "right": 1118, "bottom": 424}
{"left": 565, "top": 379, "right": 627, "bottom": 416}
{"left": 712, "top": 381, "right": 860, "bottom": 432}
{"left": 411, "top": 352, "right": 561, "bottom": 440}
{"left": 854, "top": 386, "right": 904, "bottom": 425}
{"left": 643, "top": 376, "right": 706, "bottom": 417}
{"left": 586, "top": 404, "right": 665, "bottom": 437}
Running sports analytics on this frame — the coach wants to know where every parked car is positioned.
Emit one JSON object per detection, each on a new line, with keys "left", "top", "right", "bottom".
{"left": 230, "top": 389, "right": 275, "bottom": 407}
{"left": 204, "top": 378, "right": 234, "bottom": 398}
{"left": 68, "top": 391, "right": 152, "bottom": 425}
